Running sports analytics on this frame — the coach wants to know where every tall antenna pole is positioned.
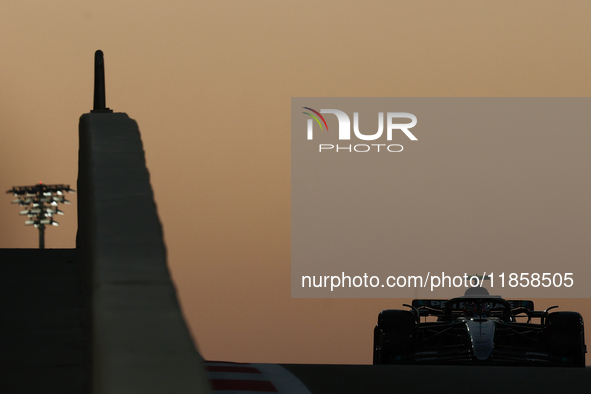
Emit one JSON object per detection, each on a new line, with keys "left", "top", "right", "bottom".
{"left": 91, "top": 50, "right": 112, "bottom": 113}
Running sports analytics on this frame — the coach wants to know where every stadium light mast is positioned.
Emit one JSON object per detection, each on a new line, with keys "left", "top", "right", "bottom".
{"left": 7, "top": 182, "right": 75, "bottom": 249}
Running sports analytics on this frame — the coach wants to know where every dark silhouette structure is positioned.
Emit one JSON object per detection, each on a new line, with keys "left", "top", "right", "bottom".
{"left": 0, "top": 248, "right": 89, "bottom": 393}
{"left": 2, "top": 50, "right": 212, "bottom": 393}
{"left": 78, "top": 50, "right": 212, "bottom": 393}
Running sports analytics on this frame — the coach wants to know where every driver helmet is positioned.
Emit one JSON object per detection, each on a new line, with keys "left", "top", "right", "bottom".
{"left": 464, "top": 301, "right": 492, "bottom": 317}
{"left": 463, "top": 302, "right": 476, "bottom": 317}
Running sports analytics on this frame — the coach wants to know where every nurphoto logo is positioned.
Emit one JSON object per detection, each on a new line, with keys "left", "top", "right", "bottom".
{"left": 302, "top": 107, "right": 418, "bottom": 153}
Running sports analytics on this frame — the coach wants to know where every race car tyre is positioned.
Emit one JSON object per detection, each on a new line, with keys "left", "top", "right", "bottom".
{"left": 373, "top": 310, "right": 417, "bottom": 364}
{"left": 545, "top": 311, "right": 586, "bottom": 367}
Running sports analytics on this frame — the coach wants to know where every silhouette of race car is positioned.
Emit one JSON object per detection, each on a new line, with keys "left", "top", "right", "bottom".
{"left": 373, "top": 287, "right": 586, "bottom": 367}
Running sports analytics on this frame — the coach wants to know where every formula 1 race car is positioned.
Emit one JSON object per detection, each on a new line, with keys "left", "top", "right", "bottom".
{"left": 373, "top": 287, "right": 586, "bottom": 367}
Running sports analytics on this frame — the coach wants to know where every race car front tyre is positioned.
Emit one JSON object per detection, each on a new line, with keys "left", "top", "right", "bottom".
{"left": 545, "top": 311, "right": 586, "bottom": 367}
{"left": 373, "top": 310, "right": 417, "bottom": 365}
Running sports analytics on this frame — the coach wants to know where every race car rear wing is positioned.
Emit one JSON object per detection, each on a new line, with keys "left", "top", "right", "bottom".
{"left": 410, "top": 299, "right": 558, "bottom": 323}
{"left": 412, "top": 299, "right": 535, "bottom": 311}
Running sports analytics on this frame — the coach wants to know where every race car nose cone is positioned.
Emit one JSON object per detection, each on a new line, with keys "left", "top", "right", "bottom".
{"left": 466, "top": 319, "right": 495, "bottom": 361}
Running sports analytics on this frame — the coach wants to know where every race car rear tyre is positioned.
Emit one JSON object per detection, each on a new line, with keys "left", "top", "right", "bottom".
{"left": 373, "top": 310, "right": 417, "bottom": 364}
{"left": 545, "top": 311, "right": 586, "bottom": 367}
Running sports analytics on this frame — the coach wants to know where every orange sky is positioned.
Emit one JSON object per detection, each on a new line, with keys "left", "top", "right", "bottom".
{"left": 1, "top": 1, "right": 591, "bottom": 364}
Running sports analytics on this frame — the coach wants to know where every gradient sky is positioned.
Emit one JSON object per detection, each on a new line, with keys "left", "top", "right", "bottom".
{"left": 1, "top": 1, "right": 591, "bottom": 364}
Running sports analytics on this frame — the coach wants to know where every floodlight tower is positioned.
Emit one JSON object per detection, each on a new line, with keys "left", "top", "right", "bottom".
{"left": 7, "top": 182, "right": 75, "bottom": 249}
